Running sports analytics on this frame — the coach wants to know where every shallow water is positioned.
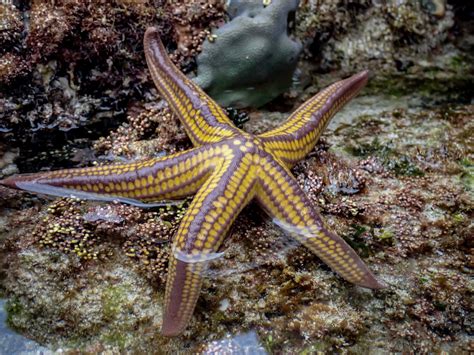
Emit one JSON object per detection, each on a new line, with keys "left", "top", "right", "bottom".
{"left": 0, "top": 299, "right": 51, "bottom": 355}
{"left": 0, "top": 3, "right": 472, "bottom": 349}
{"left": 0, "top": 89, "right": 472, "bottom": 352}
{"left": 200, "top": 331, "right": 268, "bottom": 354}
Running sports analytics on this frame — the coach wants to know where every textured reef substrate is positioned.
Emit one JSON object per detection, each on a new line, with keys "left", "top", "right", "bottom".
{"left": 0, "top": 0, "right": 473, "bottom": 353}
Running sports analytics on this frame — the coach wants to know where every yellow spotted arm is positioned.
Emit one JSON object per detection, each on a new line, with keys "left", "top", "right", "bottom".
{"left": 161, "top": 150, "right": 257, "bottom": 336}
{"left": 144, "top": 27, "right": 241, "bottom": 147}
{"left": 0, "top": 145, "right": 230, "bottom": 204}
{"left": 255, "top": 155, "right": 384, "bottom": 289}
{"left": 259, "top": 71, "right": 369, "bottom": 167}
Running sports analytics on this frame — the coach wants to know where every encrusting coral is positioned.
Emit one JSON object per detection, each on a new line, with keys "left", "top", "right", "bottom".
{"left": 296, "top": 0, "right": 456, "bottom": 73}
{"left": 0, "top": 0, "right": 226, "bottom": 157}
{"left": 31, "top": 196, "right": 188, "bottom": 286}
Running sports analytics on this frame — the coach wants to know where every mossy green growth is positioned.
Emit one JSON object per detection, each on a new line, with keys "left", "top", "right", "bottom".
{"left": 449, "top": 54, "right": 470, "bottom": 70}
{"left": 18, "top": 251, "right": 38, "bottom": 266}
{"left": 418, "top": 269, "right": 438, "bottom": 285}
{"left": 419, "top": 275, "right": 430, "bottom": 284}
{"left": 367, "top": 75, "right": 473, "bottom": 104}
{"left": 345, "top": 224, "right": 394, "bottom": 257}
{"left": 459, "top": 157, "right": 473, "bottom": 168}
{"left": 459, "top": 158, "right": 473, "bottom": 191}
{"left": 300, "top": 343, "right": 327, "bottom": 354}
{"left": 366, "top": 77, "right": 407, "bottom": 98}
{"left": 101, "top": 331, "right": 129, "bottom": 349}
{"left": 387, "top": 155, "right": 424, "bottom": 177}
{"left": 452, "top": 212, "right": 465, "bottom": 224}
{"left": 376, "top": 229, "right": 394, "bottom": 241}
{"left": 345, "top": 224, "right": 371, "bottom": 258}
{"left": 101, "top": 284, "right": 130, "bottom": 322}
{"left": 347, "top": 137, "right": 424, "bottom": 177}
{"left": 5, "top": 297, "right": 24, "bottom": 326}
{"left": 262, "top": 334, "right": 276, "bottom": 353}
{"left": 347, "top": 137, "right": 392, "bottom": 158}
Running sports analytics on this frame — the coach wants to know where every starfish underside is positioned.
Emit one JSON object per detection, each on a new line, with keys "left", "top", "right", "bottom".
{"left": 0, "top": 27, "right": 385, "bottom": 336}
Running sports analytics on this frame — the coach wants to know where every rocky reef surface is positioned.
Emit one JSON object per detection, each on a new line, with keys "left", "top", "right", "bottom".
{"left": 0, "top": 0, "right": 473, "bottom": 353}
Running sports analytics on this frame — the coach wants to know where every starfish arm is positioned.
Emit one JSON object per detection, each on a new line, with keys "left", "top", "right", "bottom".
{"left": 144, "top": 27, "right": 240, "bottom": 147}
{"left": 255, "top": 155, "right": 385, "bottom": 289}
{"left": 162, "top": 151, "right": 257, "bottom": 336}
{"left": 259, "top": 71, "right": 369, "bottom": 167}
{"left": 0, "top": 145, "right": 228, "bottom": 204}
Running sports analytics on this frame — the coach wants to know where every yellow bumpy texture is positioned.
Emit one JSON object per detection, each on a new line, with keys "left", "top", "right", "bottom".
{"left": 260, "top": 71, "right": 368, "bottom": 167}
{"left": 144, "top": 28, "right": 240, "bottom": 146}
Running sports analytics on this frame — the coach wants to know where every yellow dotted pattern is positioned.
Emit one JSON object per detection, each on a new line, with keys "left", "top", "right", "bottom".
{"left": 256, "top": 156, "right": 372, "bottom": 285}
{"left": 174, "top": 155, "right": 256, "bottom": 252}
{"left": 259, "top": 75, "right": 364, "bottom": 167}
{"left": 163, "top": 150, "right": 258, "bottom": 332}
{"left": 41, "top": 146, "right": 233, "bottom": 201}
{"left": 144, "top": 31, "right": 241, "bottom": 147}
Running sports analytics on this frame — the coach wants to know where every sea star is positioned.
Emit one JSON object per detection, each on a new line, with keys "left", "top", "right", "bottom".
{"left": 0, "top": 27, "right": 385, "bottom": 336}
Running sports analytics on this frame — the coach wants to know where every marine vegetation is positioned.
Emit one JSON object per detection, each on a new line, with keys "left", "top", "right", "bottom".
{"left": 0, "top": 27, "right": 384, "bottom": 336}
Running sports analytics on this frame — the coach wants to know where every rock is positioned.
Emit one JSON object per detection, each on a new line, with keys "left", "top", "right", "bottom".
{"left": 194, "top": 0, "right": 302, "bottom": 108}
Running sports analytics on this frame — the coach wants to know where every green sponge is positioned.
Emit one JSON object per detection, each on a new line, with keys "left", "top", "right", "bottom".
{"left": 194, "top": 0, "right": 302, "bottom": 108}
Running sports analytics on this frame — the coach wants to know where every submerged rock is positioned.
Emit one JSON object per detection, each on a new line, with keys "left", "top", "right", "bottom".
{"left": 297, "top": 0, "right": 457, "bottom": 74}
{"left": 194, "top": 0, "right": 302, "bottom": 108}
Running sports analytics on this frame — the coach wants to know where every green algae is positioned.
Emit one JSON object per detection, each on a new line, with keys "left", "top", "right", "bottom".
{"left": 449, "top": 54, "right": 471, "bottom": 71}
{"left": 1, "top": 89, "right": 472, "bottom": 353}
{"left": 262, "top": 334, "right": 275, "bottom": 353}
{"left": 366, "top": 76, "right": 473, "bottom": 104}
{"left": 100, "top": 330, "right": 130, "bottom": 350}
{"left": 345, "top": 224, "right": 372, "bottom": 258}
{"left": 346, "top": 137, "right": 424, "bottom": 177}
{"left": 376, "top": 229, "right": 394, "bottom": 241}
{"left": 459, "top": 158, "right": 473, "bottom": 191}
{"left": 388, "top": 155, "right": 424, "bottom": 177}
{"left": 346, "top": 137, "right": 391, "bottom": 157}
{"left": 345, "top": 224, "right": 394, "bottom": 258}
{"left": 101, "top": 284, "right": 131, "bottom": 322}
{"left": 4, "top": 297, "right": 23, "bottom": 327}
